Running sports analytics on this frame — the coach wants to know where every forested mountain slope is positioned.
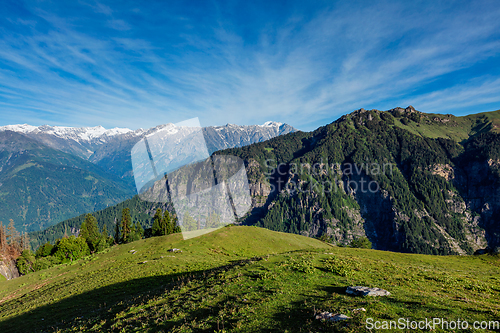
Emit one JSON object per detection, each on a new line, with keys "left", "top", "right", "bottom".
{"left": 219, "top": 107, "right": 500, "bottom": 254}
{"left": 30, "top": 107, "right": 500, "bottom": 255}
{"left": 0, "top": 131, "right": 134, "bottom": 232}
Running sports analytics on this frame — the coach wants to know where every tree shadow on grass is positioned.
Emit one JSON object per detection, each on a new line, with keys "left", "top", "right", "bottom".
{"left": 0, "top": 258, "right": 258, "bottom": 333}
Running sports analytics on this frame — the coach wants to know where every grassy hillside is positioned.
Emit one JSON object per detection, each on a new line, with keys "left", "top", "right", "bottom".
{"left": 391, "top": 108, "right": 500, "bottom": 142}
{"left": 1, "top": 226, "right": 499, "bottom": 332}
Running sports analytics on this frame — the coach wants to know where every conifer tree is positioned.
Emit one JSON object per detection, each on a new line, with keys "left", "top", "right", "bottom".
{"left": 80, "top": 214, "right": 100, "bottom": 252}
{"left": 171, "top": 215, "right": 182, "bottom": 234}
{"left": 120, "top": 208, "right": 132, "bottom": 243}
{"left": 7, "top": 219, "right": 21, "bottom": 253}
{"left": 79, "top": 220, "right": 89, "bottom": 240}
{"left": 114, "top": 221, "right": 120, "bottom": 244}
{"left": 20, "top": 232, "right": 30, "bottom": 252}
{"left": 163, "top": 210, "right": 172, "bottom": 235}
{"left": 152, "top": 208, "right": 163, "bottom": 236}
{"left": 101, "top": 225, "right": 110, "bottom": 244}
{"left": 0, "top": 221, "right": 6, "bottom": 254}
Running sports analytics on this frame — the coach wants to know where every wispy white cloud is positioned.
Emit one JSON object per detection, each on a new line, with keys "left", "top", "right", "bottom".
{"left": 0, "top": 1, "right": 500, "bottom": 130}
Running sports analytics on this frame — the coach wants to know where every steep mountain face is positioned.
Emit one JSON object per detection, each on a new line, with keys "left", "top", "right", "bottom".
{"left": 0, "top": 131, "right": 134, "bottom": 232}
{"left": 216, "top": 107, "right": 500, "bottom": 255}
{"left": 1, "top": 122, "right": 296, "bottom": 188}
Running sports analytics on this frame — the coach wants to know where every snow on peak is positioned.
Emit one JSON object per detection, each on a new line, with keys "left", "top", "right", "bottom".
{"left": 260, "top": 121, "right": 283, "bottom": 127}
{"left": 0, "top": 124, "right": 39, "bottom": 133}
{"left": 0, "top": 124, "right": 133, "bottom": 142}
{"left": 145, "top": 123, "right": 179, "bottom": 137}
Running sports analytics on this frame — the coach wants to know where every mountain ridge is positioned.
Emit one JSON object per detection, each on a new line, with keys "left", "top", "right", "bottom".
{"left": 0, "top": 122, "right": 296, "bottom": 233}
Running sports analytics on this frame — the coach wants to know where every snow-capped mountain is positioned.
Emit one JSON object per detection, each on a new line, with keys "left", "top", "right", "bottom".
{"left": 0, "top": 124, "right": 133, "bottom": 142}
{"left": 1, "top": 121, "right": 296, "bottom": 183}
{"left": 203, "top": 122, "right": 295, "bottom": 153}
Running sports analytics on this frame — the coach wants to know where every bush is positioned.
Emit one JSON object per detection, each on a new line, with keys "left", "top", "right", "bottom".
{"left": 34, "top": 256, "right": 61, "bottom": 271}
{"left": 16, "top": 250, "right": 36, "bottom": 275}
{"left": 380, "top": 112, "right": 394, "bottom": 125}
{"left": 323, "top": 257, "right": 360, "bottom": 277}
{"left": 401, "top": 118, "right": 410, "bottom": 125}
{"left": 35, "top": 242, "right": 54, "bottom": 258}
{"left": 53, "top": 236, "right": 90, "bottom": 262}
{"left": 288, "top": 257, "right": 315, "bottom": 273}
{"left": 409, "top": 112, "right": 421, "bottom": 123}
{"left": 349, "top": 237, "right": 372, "bottom": 249}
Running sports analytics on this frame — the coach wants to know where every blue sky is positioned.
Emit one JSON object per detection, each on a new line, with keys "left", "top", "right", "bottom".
{"left": 1, "top": 0, "right": 500, "bottom": 131}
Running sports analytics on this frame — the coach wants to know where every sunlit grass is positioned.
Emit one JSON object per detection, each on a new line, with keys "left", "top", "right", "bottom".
{"left": 0, "top": 226, "right": 499, "bottom": 332}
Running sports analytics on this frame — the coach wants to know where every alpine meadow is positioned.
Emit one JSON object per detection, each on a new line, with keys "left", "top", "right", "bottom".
{"left": 2, "top": 0, "right": 500, "bottom": 332}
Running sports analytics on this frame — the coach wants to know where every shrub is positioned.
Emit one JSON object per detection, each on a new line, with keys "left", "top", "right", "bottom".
{"left": 288, "top": 257, "right": 315, "bottom": 274}
{"left": 350, "top": 237, "right": 372, "bottom": 249}
{"left": 34, "top": 256, "right": 61, "bottom": 271}
{"left": 16, "top": 250, "right": 36, "bottom": 275}
{"left": 323, "top": 257, "right": 360, "bottom": 277}
{"left": 53, "top": 236, "right": 90, "bottom": 262}
{"left": 380, "top": 112, "right": 394, "bottom": 125}
{"left": 35, "top": 242, "right": 54, "bottom": 258}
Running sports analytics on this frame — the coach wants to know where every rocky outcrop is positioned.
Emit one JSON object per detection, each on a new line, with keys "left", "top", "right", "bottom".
{"left": 0, "top": 258, "right": 19, "bottom": 280}
{"left": 429, "top": 164, "right": 455, "bottom": 181}
{"left": 346, "top": 286, "right": 390, "bottom": 297}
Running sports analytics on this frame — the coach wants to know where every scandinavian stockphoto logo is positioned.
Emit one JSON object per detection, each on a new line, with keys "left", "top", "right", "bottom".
{"left": 130, "top": 118, "right": 252, "bottom": 240}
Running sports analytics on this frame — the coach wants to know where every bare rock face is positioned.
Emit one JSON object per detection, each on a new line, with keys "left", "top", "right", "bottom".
{"left": 0, "top": 258, "right": 20, "bottom": 280}
{"left": 346, "top": 286, "right": 390, "bottom": 297}
{"left": 429, "top": 164, "right": 455, "bottom": 181}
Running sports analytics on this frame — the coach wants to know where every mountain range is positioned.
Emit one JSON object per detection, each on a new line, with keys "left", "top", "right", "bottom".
{"left": 0, "top": 121, "right": 296, "bottom": 232}
{"left": 29, "top": 106, "right": 500, "bottom": 256}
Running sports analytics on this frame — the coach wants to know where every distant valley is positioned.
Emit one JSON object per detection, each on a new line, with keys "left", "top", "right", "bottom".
{"left": 0, "top": 122, "right": 296, "bottom": 232}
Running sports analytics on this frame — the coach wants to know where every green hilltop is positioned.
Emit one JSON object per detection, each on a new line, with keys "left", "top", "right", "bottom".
{"left": 1, "top": 226, "right": 499, "bottom": 332}
{"left": 389, "top": 107, "right": 500, "bottom": 142}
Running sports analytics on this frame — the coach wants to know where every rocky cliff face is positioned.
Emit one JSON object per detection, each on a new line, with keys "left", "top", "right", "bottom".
{"left": 0, "top": 258, "right": 19, "bottom": 280}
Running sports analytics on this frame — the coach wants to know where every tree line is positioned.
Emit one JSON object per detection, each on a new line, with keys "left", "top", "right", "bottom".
{"left": 12, "top": 207, "right": 180, "bottom": 276}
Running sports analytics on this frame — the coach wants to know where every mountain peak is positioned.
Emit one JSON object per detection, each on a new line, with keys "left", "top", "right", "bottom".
{"left": 0, "top": 124, "right": 134, "bottom": 142}
{"left": 260, "top": 121, "right": 283, "bottom": 127}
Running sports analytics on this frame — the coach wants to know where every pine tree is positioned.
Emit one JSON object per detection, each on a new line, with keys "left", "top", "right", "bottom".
{"left": 171, "top": 214, "right": 181, "bottom": 234}
{"left": 7, "top": 219, "right": 20, "bottom": 253}
{"left": 20, "top": 232, "right": 30, "bottom": 251}
{"left": 79, "top": 220, "right": 89, "bottom": 240}
{"left": 152, "top": 208, "right": 163, "bottom": 236}
{"left": 0, "top": 221, "right": 6, "bottom": 254}
{"left": 136, "top": 222, "right": 144, "bottom": 238}
{"left": 100, "top": 224, "right": 112, "bottom": 248}
{"left": 80, "top": 214, "right": 100, "bottom": 252}
{"left": 163, "top": 210, "right": 171, "bottom": 235}
{"left": 101, "top": 224, "right": 109, "bottom": 239}
{"left": 206, "top": 212, "right": 221, "bottom": 229}
{"left": 114, "top": 221, "right": 120, "bottom": 244}
{"left": 120, "top": 208, "right": 132, "bottom": 243}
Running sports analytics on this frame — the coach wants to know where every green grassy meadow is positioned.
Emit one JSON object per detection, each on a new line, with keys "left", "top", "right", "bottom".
{"left": 1, "top": 226, "right": 499, "bottom": 332}
{"left": 392, "top": 109, "right": 500, "bottom": 142}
